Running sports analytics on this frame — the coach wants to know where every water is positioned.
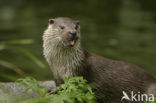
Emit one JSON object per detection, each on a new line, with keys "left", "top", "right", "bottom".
{"left": 0, "top": 0, "right": 156, "bottom": 81}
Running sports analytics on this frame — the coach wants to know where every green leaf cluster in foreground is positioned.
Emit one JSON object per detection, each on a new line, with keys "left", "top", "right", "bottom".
{"left": 5, "top": 76, "right": 97, "bottom": 103}
{"left": 1, "top": 76, "right": 155, "bottom": 103}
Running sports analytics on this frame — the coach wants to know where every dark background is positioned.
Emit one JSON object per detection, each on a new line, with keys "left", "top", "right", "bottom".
{"left": 0, "top": 0, "right": 156, "bottom": 81}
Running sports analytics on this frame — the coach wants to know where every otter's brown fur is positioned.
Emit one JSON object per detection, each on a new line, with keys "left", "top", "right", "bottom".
{"left": 43, "top": 17, "right": 156, "bottom": 103}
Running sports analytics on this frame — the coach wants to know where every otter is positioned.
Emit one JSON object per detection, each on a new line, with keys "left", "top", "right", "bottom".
{"left": 43, "top": 17, "right": 156, "bottom": 103}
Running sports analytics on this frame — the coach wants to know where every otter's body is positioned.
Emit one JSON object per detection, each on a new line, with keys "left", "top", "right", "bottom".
{"left": 43, "top": 17, "right": 156, "bottom": 103}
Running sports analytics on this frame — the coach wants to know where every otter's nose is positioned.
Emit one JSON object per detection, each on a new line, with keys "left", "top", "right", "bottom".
{"left": 69, "top": 31, "right": 77, "bottom": 38}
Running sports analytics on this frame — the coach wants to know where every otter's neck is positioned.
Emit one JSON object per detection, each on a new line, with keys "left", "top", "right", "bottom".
{"left": 43, "top": 33, "right": 85, "bottom": 78}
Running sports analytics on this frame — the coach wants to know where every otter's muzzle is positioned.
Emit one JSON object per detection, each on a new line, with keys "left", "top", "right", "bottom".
{"left": 69, "top": 31, "right": 77, "bottom": 39}
{"left": 68, "top": 31, "right": 78, "bottom": 46}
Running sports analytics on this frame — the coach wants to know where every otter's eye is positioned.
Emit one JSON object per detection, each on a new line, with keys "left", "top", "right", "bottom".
{"left": 59, "top": 26, "right": 65, "bottom": 29}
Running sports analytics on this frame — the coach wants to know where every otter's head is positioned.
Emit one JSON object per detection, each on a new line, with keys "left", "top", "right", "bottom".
{"left": 44, "top": 17, "right": 80, "bottom": 47}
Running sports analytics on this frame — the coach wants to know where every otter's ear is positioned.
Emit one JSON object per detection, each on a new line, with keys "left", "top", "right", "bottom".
{"left": 49, "top": 19, "right": 54, "bottom": 24}
{"left": 76, "top": 21, "right": 80, "bottom": 25}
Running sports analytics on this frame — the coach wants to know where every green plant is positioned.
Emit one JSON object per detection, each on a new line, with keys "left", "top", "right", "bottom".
{"left": 51, "top": 76, "right": 97, "bottom": 103}
{"left": 144, "top": 98, "right": 156, "bottom": 103}
{"left": 0, "top": 39, "right": 46, "bottom": 80}
{"left": 17, "top": 77, "right": 47, "bottom": 97}
{"left": 0, "top": 76, "right": 97, "bottom": 103}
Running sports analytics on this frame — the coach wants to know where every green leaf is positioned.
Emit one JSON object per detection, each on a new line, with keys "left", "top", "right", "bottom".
{"left": 9, "top": 46, "right": 46, "bottom": 69}
{"left": 0, "top": 60, "right": 25, "bottom": 75}
{"left": 0, "top": 73, "right": 18, "bottom": 81}
{"left": 0, "top": 39, "right": 34, "bottom": 45}
{"left": 17, "top": 47, "right": 46, "bottom": 69}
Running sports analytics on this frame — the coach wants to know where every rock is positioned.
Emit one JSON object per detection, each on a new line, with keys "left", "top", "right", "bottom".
{"left": 0, "top": 81, "right": 56, "bottom": 101}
